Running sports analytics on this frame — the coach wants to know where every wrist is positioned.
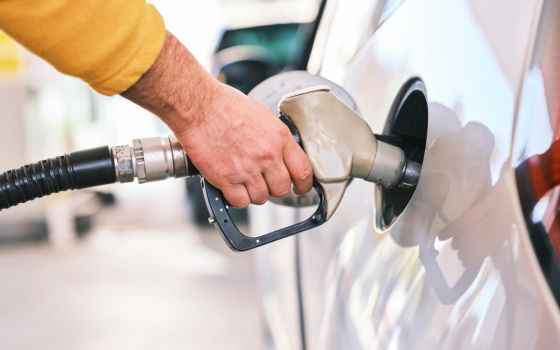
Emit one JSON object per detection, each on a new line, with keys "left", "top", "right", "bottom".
{"left": 121, "top": 31, "right": 218, "bottom": 135}
{"left": 167, "top": 74, "right": 220, "bottom": 134}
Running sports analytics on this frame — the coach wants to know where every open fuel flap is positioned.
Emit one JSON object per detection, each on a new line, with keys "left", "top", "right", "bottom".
{"left": 375, "top": 79, "right": 428, "bottom": 230}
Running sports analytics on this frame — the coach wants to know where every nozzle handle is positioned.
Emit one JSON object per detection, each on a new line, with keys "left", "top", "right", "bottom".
{"left": 201, "top": 178, "right": 327, "bottom": 251}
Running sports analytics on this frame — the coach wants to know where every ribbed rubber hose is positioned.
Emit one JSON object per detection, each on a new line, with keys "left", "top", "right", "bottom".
{"left": 0, "top": 146, "right": 116, "bottom": 210}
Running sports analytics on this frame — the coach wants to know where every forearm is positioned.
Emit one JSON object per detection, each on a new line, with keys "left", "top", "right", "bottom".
{"left": 121, "top": 32, "right": 216, "bottom": 134}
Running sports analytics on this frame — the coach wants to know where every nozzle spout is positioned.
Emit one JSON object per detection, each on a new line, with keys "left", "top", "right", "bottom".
{"left": 400, "top": 159, "right": 421, "bottom": 189}
{"left": 279, "top": 86, "right": 420, "bottom": 218}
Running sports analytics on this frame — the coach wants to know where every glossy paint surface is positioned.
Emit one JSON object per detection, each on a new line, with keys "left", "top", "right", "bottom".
{"left": 253, "top": 0, "right": 560, "bottom": 349}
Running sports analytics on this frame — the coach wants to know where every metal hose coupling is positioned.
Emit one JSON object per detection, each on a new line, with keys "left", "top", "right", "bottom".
{"left": 112, "top": 135, "right": 197, "bottom": 184}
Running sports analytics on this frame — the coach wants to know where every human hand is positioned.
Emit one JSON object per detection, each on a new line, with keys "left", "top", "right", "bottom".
{"left": 178, "top": 82, "right": 313, "bottom": 207}
{"left": 122, "top": 32, "right": 313, "bottom": 207}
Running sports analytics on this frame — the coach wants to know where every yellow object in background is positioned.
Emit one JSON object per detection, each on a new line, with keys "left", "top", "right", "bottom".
{"left": 0, "top": 31, "right": 22, "bottom": 78}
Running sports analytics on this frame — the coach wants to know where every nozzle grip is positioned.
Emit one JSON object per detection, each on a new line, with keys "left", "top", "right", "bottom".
{"left": 201, "top": 178, "right": 327, "bottom": 251}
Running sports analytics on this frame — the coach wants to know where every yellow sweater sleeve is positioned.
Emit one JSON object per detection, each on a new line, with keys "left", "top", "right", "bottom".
{"left": 0, "top": 0, "right": 165, "bottom": 95}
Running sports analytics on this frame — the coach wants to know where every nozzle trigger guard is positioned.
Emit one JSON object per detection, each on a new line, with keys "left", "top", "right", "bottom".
{"left": 201, "top": 178, "right": 327, "bottom": 251}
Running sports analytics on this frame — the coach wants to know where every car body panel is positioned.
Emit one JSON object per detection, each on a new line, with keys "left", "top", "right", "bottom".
{"left": 251, "top": 204, "right": 303, "bottom": 350}
{"left": 254, "top": 0, "right": 560, "bottom": 348}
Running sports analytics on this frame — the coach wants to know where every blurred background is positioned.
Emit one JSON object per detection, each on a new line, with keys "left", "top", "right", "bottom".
{"left": 0, "top": 0, "right": 320, "bottom": 348}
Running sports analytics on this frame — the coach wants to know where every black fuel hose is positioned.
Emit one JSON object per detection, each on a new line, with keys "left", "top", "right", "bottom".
{"left": 0, "top": 146, "right": 116, "bottom": 210}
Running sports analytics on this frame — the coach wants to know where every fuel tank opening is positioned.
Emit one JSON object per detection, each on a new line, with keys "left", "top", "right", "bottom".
{"left": 375, "top": 79, "right": 428, "bottom": 230}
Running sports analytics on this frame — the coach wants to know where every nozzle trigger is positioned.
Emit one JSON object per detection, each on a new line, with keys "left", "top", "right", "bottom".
{"left": 200, "top": 178, "right": 327, "bottom": 251}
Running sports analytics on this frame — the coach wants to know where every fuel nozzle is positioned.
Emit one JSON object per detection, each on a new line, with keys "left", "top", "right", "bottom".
{"left": 279, "top": 85, "right": 421, "bottom": 219}
{"left": 109, "top": 85, "right": 421, "bottom": 223}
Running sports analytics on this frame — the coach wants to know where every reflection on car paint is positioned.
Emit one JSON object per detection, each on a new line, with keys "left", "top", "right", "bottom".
{"left": 312, "top": 105, "right": 550, "bottom": 348}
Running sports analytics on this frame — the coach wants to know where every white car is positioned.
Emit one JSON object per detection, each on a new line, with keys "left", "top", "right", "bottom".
{"left": 249, "top": 0, "right": 560, "bottom": 349}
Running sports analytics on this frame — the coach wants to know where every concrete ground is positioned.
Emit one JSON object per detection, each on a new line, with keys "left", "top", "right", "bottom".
{"left": 0, "top": 182, "right": 261, "bottom": 350}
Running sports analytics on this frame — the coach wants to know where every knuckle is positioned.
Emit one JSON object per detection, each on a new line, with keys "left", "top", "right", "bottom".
{"left": 250, "top": 186, "right": 269, "bottom": 204}
{"left": 241, "top": 164, "right": 260, "bottom": 180}
{"left": 258, "top": 144, "right": 276, "bottom": 162}
{"left": 252, "top": 194, "right": 269, "bottom": 205}
{"left": 278, "top": 124, "right": 292, "bottom": 139}
{"left": 223, "top": 188, "right": 250, "bottom": 208}
{"left": 222, "top": 170, "right": 242, "bottom": 186}
{"left": 295, "top": 163, "right": 313, "bottom": 181}
{"left": 270, "top": 181, "right": 291, "bottom": 197}
{"left": 230, "top": 197, "right": 250, "bottom": 208}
